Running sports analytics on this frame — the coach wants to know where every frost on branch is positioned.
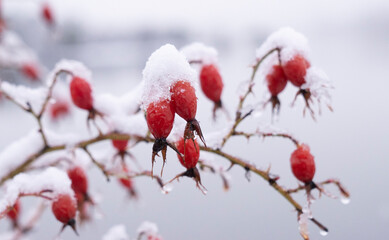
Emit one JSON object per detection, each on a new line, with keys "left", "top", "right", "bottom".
{"left": 256, "top": 27, "right": 309, "bottom": 63}
{"left": 0, "top": 130, "right": 44, "bottom": 180}
{"left": 0, "top": 30, "right": 39, "bottom": 69}
{"left": 47, "top": 59, "right": 92, "bottom": 85}
{"left": 0, "top": 82, "right": 48, "bottom": 113}
{"left": 141, "top": 44, "right": 196, "bottom": 109}
{"left": 0, "top": 167, "right": 74, "bottom": 218}
{"left": 181, "top": 42, "right": 219, "bottom": 66}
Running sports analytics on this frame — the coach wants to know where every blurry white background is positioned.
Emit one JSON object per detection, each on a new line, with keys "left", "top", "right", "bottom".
{"left": 0, "top": 0, "right": 389, "bottom": 239}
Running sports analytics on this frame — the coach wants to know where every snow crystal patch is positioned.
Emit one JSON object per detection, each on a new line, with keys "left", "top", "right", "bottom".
{"left": 46, "top": 59, "right": 92, "bottom": 86}
{"left": 0, "top": 167, "right": 74, "bottom": 215}
{"left": 102, "top": 224, "right": 129, "bottom": 240}
{"left": 137, "top": 221, "right": 159, "bottom": 236}
{"left": 109, "top": 113, "right": 148, "bottom": 136}
{"left": 256, "top": 27, "right": 310, "bottom": 64}
{"left": 1, "top": 81, "right": 48, "bottom": 113}
{"left": 303, "top": 67, "right": 333, "bottom": 106}
{"left": 181, "top": 42, "right": 219, "bottom": 66}
{"left": 142, "top": 44, "right": 196, "bottom": 109}
{"left": 0, "top": 30, "right": 38, "bottom": 67}
{"left": 167, "top": 117, "right": 187, "bottom": 143}
{"left": 120, "top": 81, "right": 144, "bottom": 115}
{"left": 0, "top": 130, "right": 44, "bottom": 180}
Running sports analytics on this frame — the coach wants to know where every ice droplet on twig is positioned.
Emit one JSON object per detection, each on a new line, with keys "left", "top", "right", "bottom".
{"left": 320, "top": 229, "right": 329, "bottom": 236}
{"left": 340, "top": 197, "right": 350, "bottom": 205}
{"left": 161, "top": 184, "right": 173, "bottom": 194}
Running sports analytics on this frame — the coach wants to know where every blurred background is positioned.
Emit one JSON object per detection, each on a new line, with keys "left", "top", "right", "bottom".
{"left": 0, "top": 0, "right": 389, "bottom": 239}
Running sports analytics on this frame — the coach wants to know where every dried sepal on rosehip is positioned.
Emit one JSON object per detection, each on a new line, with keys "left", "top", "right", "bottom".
{"left": 266, "top": 64, "right": 287, "bottom": 114}
{"left": 51, "top": 194, "right": 78, "bottom": 235}
{"left": 166, "top": 138, "right": 206, "bottom": 194}
{"left": 199, "top": 64, "right": 225, "bottom": 118}
{"left": 170, "top": 81, "right": 206, "bottom": 147}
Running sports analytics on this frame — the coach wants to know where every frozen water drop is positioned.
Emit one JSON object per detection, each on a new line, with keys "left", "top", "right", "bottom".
{"left": 320, "top": 230, "right": 328, "bottom": 236}
{"left": 340, "top": 197, "right": 350, "bottom": 205}
{"left": 161, "top": 184, "right": 173, "bottom": 194}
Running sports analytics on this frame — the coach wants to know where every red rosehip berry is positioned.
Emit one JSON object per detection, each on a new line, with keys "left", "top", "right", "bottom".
{"left": 42, "top": 3, "right": 54, "bottom": 25}
{"left": 290, "top": 144, "right": 315, "bottom": 183}
{"left": 146, "top": 99, "right": 175, "bottom": 139}
{"left": 67, "top": 166, "right": 88, "bottom": 197}
{"left": 200, "top": 64, "right": 223, "bottom": 104}
{"left": 266, "top": 65, "right": 287, "bottom": 96}
{"left": 170, "top": 81, "right": 197, "bottom": 121}
{"left": 266, "top": 65, "right": 288, "bottom": 113}
{"left": 7, "top": 200, "right": 20, "bottom": 221}
{"left": 21, "top": 63, "right": 40, "bottom": 81}
{"left": 70, "top": 76, "right": 93, "bottom": 111}
{"left": 118, "top": 166, "right": 137, "bottom": 198}
{"left": 112, "top": 139, "right": 129, "bottom": 152}
{"left": 51, "top": 194, "right": 77, "bottom": 232}
{"left": 50, "top": 100, "right": 70, "bottom": 120}
{"left": 170, "top": 80, "right": 206, "bottom": 146}
{"left": 282, "top": 54, "right": 310, "bottom": 87}
{"left": 146, "top": 99, "right": 175, "bottom": 174}
{"left": 176, "top": 138, "right": 199, "bottom": 169}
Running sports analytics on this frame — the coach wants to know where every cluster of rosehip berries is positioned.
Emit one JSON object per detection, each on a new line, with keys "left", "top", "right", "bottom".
{"left": 145, "top": 80, "right": 205, "bottom": 175}
{"left": 265, "top": 54, "right": 311, "bottom": 113}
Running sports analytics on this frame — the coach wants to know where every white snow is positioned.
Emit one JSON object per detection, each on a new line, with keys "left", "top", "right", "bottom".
{"left": 137, "top": 221, "right": 159, "bottom": 236}
{"left": 180, "top": 42, "right": 219, "bottom": 66}
{"left": 0, "top": 130, "right": 44, "bottom": 180}
{"left": 0, "top": 30, "right": 39, "bottom": 68}
{"left": 102, "top": 224, "right": 129, "bottom": 240}
{"left": 141, "top": 44, "right": 196, "bottom": 109}
{"left": 256, "top": 27, "right": 310, "bottom": 64}
{"left": 47, "top": 59, "right": 92, "bottom": 85}
{"left": 0, "top": 167, "right": 74, "bottom": 216}
{"left": 0, "top": 81, "right": 48, "bottom": 113}
{"left": 302, "top": 67, "right": 333, "bottom": 106}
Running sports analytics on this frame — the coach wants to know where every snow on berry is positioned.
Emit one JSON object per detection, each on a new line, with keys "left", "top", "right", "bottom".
{"left": 180, "top": 42, "right": 218, "bottom": 66}
{"left": 141, "top": 44, "right": 196, "bottom": 110}
{"left": 290, "top": 144, "right": 316, "bottom": 184}
{"left": 47, "top": 59, "right": 92, "bottom": 86}
{"left": 256, "top": 27, "right": 310, "bottom": 64}
{"left": 102, "top": 224, "right": 129, "bottom": 240}
{"left": 137, "top": 221, "right": 161, "bottom": 240}
{"left": 302, "top": 67, "right": 333, "bottom": 109}
{"left": 0, "top": 167, "right": 74, "bottom": 218}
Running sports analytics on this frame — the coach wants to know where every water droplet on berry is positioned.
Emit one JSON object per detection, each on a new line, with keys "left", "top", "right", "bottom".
{"left": 320, "top": 230, "right": 328, "bottom": 236}
{"left": 340, "top": 197, "right": 350, "bottom": 205}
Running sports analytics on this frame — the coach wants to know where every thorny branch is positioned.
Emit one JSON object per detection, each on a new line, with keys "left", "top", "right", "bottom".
{"left": 0, "top": 47, "right": 347, "bottom": 239}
